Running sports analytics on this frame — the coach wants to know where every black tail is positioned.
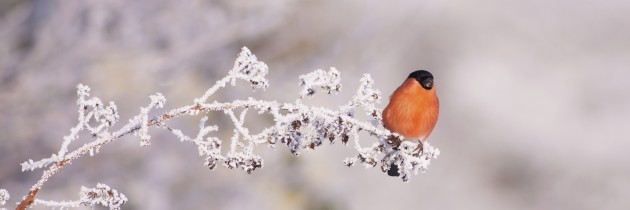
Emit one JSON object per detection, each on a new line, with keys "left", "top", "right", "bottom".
{"left": 387, "top": 163, "right": 400, "bottom": 177}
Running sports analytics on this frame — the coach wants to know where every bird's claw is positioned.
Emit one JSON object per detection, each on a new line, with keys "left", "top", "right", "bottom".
{"left": 412, "top": 140, "right": 424, "bottom": 156}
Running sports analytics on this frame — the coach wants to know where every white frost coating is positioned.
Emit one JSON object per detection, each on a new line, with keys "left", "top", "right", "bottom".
{"left": 79, "top": 183, "right": 127, "bottom": 209}
{"left": 33, "top": 183, "right": 127, "bottom": 210}
{"left": 299, "top": 68, "right": 342, "bottom": 99}
{"left": 0, "top": 189, "right": 8, "bottom": 206}
{"left": 21, "top": 83, "right": 120, "bottom": 172}
{"left": 33, "top": 199, "right": 81, "bottom": 209}
{"left": 197, "top": 47, "right": 269, "bottom": 104}
{"left": 138, "top": 92, "right": 167, "bottom": 146}
{"left": 16, "top": 46, "right": 440, "bottom": 209}
{"left": 350, "top": 74, "right": 382, "bottom": 118}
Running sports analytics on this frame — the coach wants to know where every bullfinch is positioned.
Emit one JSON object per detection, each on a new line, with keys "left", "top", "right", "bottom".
{"left": 382, "top": 70, "right": 439, "bottom": 176}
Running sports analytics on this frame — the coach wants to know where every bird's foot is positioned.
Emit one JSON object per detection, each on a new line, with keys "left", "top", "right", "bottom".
{"left": 412, "top": 140, "right": 424, "bottom": 156}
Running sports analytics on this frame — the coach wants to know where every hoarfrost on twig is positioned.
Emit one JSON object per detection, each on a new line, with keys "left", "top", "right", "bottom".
{"left": 0, "top": 189, "right": 8, "bottom": 206}
{"left": 33, "top": 183, "right": 127, "bottom": 210}
{"left": 299, "top": 68, "right": 342, "bottom": 98}
{"left": 14, "top": 46, "right": 440, "bottom": 209}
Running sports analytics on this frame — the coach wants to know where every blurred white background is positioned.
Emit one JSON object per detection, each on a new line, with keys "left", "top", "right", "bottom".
{"left": 1, "top": 0, "right": 629, "bottom": 209}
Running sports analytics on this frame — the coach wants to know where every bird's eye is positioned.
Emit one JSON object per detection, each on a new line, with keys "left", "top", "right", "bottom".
{"left": 424, "top": 82, "right": 433, "bottom": 89}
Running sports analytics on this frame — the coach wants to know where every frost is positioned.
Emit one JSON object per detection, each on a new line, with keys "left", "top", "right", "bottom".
{"left": 299, "top": 68, "right": 342, "bottom": 98}
{"left": 137, "top": 92, "right": 167, "bottom": 146}
{"left": 149, "top": 93, "right": 167, "bottom": 109}
{"left": 33, "top": 183, "right": 127, "bottom": 210}
{"left": 20, "top": 83, "right": 120, "bottom": 172}
{"left": 0, "top": 189, "right": 8, "bottom": 206}
{"left": 230, "top": 47, "right": 269, "bottom": 90}
{"left": 15, "top": 46, "right": 440, "bottom": 209}
{"left": 197, "top": 47, "right": 269, "bottom": 104}
{"left": 79, "top": 183, "right": 127, "bottom": 209}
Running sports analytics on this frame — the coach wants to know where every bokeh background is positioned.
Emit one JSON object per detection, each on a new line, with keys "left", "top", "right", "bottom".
{"left": 1, "top": 0, "right": 629, "bottom": 209}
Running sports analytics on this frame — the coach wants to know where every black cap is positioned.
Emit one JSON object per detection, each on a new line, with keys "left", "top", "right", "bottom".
{"left": 408, "top": 70, "right": 434, "bottom": 90}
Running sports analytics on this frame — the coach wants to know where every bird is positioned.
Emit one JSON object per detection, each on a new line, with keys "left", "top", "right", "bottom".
{"left": 382, "top": 70, "right": 439, "bottom": 176}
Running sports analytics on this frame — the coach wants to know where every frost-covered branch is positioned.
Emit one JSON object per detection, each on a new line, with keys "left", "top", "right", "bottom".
{"left": 0, "top": 189, "right": 8, "bottom": 208}
{"left": 15, "top": 47, "right": 439, "bottom": 209}
{"left": 33, "top": 183, "right": 127, "bottom": 210}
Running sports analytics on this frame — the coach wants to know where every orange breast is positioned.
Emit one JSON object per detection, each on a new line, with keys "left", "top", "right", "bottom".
{"left": 382, "top": 78, "right": 439, "bottom": 140}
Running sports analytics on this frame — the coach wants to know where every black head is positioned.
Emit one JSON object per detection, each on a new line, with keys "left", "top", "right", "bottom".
{"left": 408, "top": 70, "right": 434, "bottom": 90}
